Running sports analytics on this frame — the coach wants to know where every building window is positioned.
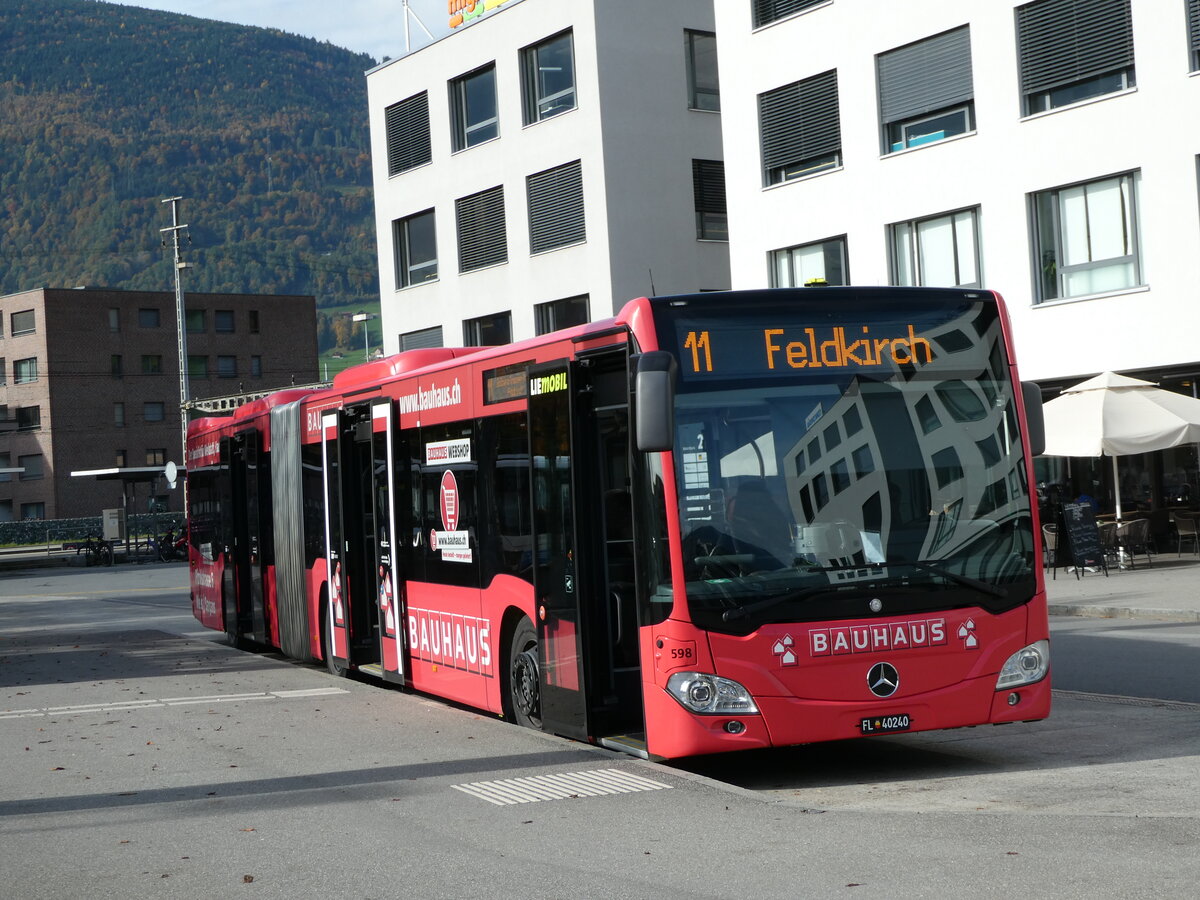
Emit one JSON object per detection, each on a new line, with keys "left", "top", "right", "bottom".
{"left": 16, "top": 406, "right": 40, "bottom": 431}
{"left": 535, "top": 295, "right": 590, "bottom": 336}
{"left": 20, "top": 502, "right": 45, "bottom": 520}
{"left": 18, "top": 454, "right": 44, "bottom": 481}
{"left": 692, "top": 159, "right": 727, "bottom": 241}
{"left": 759, "top": 69, "right": 841, "bottom": 185}
{"left": 249, "top": 310, "right": 260, "bottom": 333}
{"left": 1032, "top": 171, "right": 1141, "bottom": 302}
{"left": 0, "top": 358, "right": 5, "bottom": 385}
{"left": 138, "top": 308, "right": 161, "bottom": 328}
{"left": 752, "top": 0, "right": 829, "bottom": 28}
{"left": 1016, "top": 0, "right": 1134, "bottom": 116}
{"left": 686, "top": 30, "right": 720, "bottom": 111}
{"left": 188, "top": 355, "right": 209, "bottom": 378}
{"left": 217, "top": 355, "right": 238, "bottom": 378}
{"left": 144, "top": 402, "right": 166, "bottom": 422}
{"left": 891, "top": 207, "right": 982, "bottom": 288}
{"left": 141, "top": 355, "right": 163, "bottom": 375}
{"left": 522, "top": 30, "right": 576, "bottom": 124}
{"left": 111, "top": 355, "right": 123, "bottom": 377}
{"left": 527, "top": 160, "right": 585, "bottom": 254}
{"left": 14, "top": 357, "right": 37, "bottom": 384}
{"left": 456, "top": 185, "right": 508, "bottom": 272}
{"left": 146, "top": 448, "right": 167, "bottom": 466}
{"left": 400, "top": 326, "right": 444, "bottom": 351}
{"left": 878, "top": 26, "right": 973, "bottom": 154}
{"left": 186, "top": 309, "right": 206, "bottom": 332}
{"left": 394, "top": 209, "right": 438, "bottom": 288}
{"left": 114, "top": 402, "right": 125, "bottom": 427}
{"left": 108, "top": 308, "right": 120, "bottom": 332}
{"left": 115, "top": 449, "right": 127, "bottom": 468}
{"left": 385, "top": 91, "right": 432, "bottom": 176}
{"left": 0, "top": 452, "right": 9, "bottom": 483}
{"left": 214, "top": 310, "right": 235, "bottom": 333}
{"left": 463, "top": 312, "right": 512, "bottom": 347}
{"left": 450, "top": 64, "right": 499, "bottom": 151}
{"left": 771, "top": 236, "right": 848, "bottom": 286}
{"left": 10, "top": 309, "right": 35, "bottom": 336}
{"left": 251, "top": 356, "right": 262, "bottom": 377}
{"left": 1190, "top": 0, "right": 1200, "bottom": 72}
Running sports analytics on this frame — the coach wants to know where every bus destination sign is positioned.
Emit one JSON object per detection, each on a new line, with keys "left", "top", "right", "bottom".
{"left": 677, "top": 321, "right": 935, "bottom": 379}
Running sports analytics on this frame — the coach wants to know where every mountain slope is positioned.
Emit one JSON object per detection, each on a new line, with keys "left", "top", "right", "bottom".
{"left": 0, "top": 0, "right": 380, "bottom": 313}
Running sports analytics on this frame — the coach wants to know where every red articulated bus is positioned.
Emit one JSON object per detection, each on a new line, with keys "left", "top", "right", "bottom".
{"left": 186, "top": 287, "right": 1050, "bottom": 759}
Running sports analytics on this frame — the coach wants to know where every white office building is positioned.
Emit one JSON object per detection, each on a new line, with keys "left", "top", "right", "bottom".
{"left": 714, "top": 0, "right": 1200, "bottom": 515}
{"left": 367, "top": 0, "right": 729, "bottom": 351}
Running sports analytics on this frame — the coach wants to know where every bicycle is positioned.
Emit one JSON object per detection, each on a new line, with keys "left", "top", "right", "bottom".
{"left": 68, "top": 535, "right": 113, "bottom": 567}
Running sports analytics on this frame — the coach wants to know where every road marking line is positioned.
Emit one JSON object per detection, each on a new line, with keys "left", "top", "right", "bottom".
{"left": 0, "top": 687, "right": 349, "bottom": 720}
{"left": 451, "top": 768, "right": 673, "bottom": 806}
{"left": 1053, "top": 688, "right": 1200, "bottom": 712}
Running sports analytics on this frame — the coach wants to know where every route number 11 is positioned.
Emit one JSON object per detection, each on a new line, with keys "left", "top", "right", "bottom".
{"left": 684, "top": 330, "right": 713, "bottom": 373}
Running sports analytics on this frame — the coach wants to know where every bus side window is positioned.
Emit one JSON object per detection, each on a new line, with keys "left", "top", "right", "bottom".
{"left": 480, "top": 413, "right": 534, "bottom": 585}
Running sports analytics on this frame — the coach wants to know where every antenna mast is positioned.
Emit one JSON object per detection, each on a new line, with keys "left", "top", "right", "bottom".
{"left": 402, "top": 0, "right": 435, "bottom": 53}
{"left": 160, "top": 196, "right": 193, "bottom": 465}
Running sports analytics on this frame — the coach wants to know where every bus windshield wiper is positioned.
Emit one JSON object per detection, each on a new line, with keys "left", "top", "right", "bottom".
{"left": 894, "top": 560, "right": 1008, "bottom": 599}
{"left": 721, "top": 584, "right": 841, "bottom": 622}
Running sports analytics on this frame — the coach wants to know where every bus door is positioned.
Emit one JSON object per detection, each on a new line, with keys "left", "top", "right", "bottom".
{"left": 322, "top": 402, "right": 405, "bottom": 681}
{"left": 321, "top": 412, "right": 351, "bottom": 671}
{"left": 221, "top": 430, "right": 268, "bottom": 643}
{"left": 369, "top": 398, "right": 406, "bottom": 684}
{"left": 528, "top": 352, "right": 643, "bottom": 745}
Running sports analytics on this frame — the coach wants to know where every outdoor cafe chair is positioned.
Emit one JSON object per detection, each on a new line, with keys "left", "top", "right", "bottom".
{"left": 1115, "top": 518, "right": 1152, "bottom": 569}
{"left": 1042, "top": 523, "right": 1057, "bottom": 570}
{"left": 1097, "top": 521, "right": 1119, "bottom": 570}
{"left": 1174, "top": 513, "right": 1199, "bottom": 557}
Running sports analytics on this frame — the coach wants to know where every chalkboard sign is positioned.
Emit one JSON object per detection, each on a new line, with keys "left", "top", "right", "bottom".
{"left": 1061, "top": 502, "right": 1107, "bottom": 576}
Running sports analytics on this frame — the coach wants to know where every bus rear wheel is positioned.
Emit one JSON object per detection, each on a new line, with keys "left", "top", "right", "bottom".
{"left": 509, "top": 618, "right": 542, "bottom": 730}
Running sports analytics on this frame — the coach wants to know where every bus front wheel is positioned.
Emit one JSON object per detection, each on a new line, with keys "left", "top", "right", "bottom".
{"left": 509, "top": 618, "right": 542, "bottom": 730}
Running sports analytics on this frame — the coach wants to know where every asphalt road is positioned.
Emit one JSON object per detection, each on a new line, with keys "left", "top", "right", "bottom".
{"left": 2, "top": 564, "right": 1198, "bottom": 898}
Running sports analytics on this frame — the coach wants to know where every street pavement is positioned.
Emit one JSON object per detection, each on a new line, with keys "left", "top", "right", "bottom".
{"left": 8, "top": 545, "right": 1200, "bottom": 622}
{"left": 2, "top": 555, "right": 1199, "bottom": 896}
{"left": 1045, "top": 553, "right": 1200, "bottom": 622}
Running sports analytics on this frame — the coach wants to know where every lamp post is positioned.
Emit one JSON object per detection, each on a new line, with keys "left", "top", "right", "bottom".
{"left": 352, "top": 313, "right": 376, "bottom": 360}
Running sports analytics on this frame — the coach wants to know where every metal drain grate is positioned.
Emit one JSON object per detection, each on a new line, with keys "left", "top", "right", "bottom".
{"left": 451, "top": 768, "right": 673, "bottom": 806}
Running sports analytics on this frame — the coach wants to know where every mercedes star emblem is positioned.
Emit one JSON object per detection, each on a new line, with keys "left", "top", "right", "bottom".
{"left": 867, "top": 662, "right": 900, "bottom": 698}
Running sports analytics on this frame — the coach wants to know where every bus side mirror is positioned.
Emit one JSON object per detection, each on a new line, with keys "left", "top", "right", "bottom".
{"left": 1022, "top": 381, "right": 1046, "bottom": 458}
{"left": 634, "top": 351, "right": 677, "bottom": 453}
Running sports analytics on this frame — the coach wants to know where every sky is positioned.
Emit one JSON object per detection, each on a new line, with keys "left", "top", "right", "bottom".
{"left": 105, "top": 0, "right": 451, "bottom": 62}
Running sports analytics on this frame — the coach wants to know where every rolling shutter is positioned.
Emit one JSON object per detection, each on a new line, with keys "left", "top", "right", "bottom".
{"left": 1188, "top": 0, "right": 1200, "bottom": 69}
{"left": 752, "top": 0, "right": 828, "bottom": 28}
{"left": 456, "top": 186, "right": 508, "bottom": 272}
{"left": 1016, "top": 0, "right": 1133, "bottom": 96}
{"left": 759, "top": 70, "right": 840, "bottom": 179}
{"left": 527, "top": 161, "right": 585, "bottom": 254}
{"left": 878, "top": 26, "right": 973, "bottom": 126}
{"left": 385, "top": 92, "right": 431, "bottom": 177}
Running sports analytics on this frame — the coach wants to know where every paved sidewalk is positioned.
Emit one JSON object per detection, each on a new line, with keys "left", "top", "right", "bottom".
{"left": 1046, "top": 553, "right": 1200, "bottom": 622}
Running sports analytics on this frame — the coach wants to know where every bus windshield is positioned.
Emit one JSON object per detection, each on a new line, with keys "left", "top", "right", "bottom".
{"left": 650, "top": 289, "right": 1036, "bottom": 634}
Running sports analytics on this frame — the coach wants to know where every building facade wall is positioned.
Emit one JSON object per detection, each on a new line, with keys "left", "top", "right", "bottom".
{"left": 0, "top": 288, "right": 318, "bottom": 521}
{"left": 368, "top": 0, "right": 729, "bottom": 352}
{"left": 715, "top": 0, "right": 1200, "bottom": 386}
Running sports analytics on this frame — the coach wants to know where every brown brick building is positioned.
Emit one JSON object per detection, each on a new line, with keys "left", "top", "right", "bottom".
{"left": 0, "top": 287, "right": 319, "bottom": 521}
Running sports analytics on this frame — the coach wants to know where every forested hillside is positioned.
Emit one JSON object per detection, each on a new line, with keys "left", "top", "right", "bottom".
{"left": 0, "top": 0, "right": 380, "bottom": 324}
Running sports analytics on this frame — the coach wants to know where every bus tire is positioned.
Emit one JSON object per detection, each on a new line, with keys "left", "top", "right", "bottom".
{"left": 322, "top": 604, "right": 348, "bottom": 679}
{"left": 508, "top": 617, "right": 542, "bottom": 730}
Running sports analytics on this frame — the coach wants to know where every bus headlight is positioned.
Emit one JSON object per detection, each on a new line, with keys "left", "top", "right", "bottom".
{"left": 666, "top": 672, "right": 759, "bottom": 715}
{"left": 995, "top": 640, "right": 1049, "bottom": 689}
